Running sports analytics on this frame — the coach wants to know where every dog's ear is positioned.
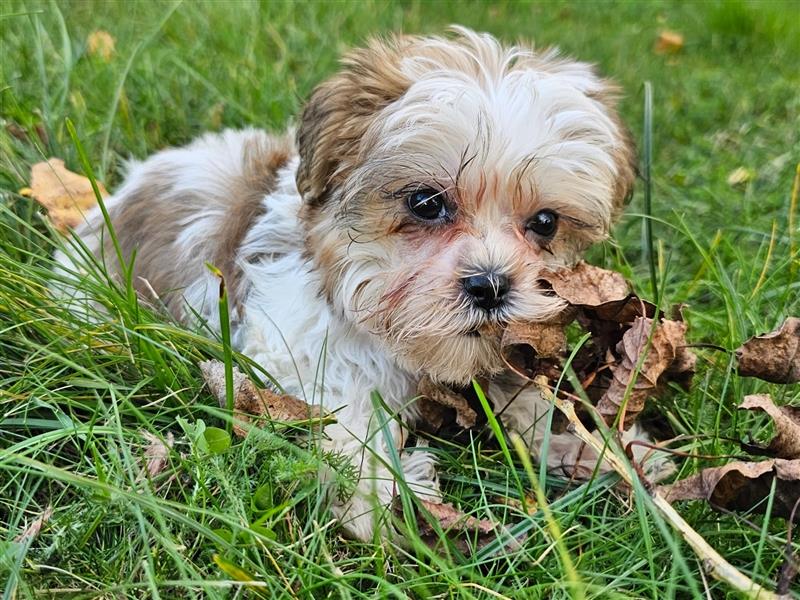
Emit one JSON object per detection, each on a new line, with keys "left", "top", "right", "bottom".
{"left": 296, "top": 36, "right": 413, "bottom": 207}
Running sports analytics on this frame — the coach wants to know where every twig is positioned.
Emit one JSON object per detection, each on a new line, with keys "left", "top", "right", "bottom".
{"left": 776, "top": 497, "right": 800, "bottom": 595}
{"left": 533, "top": 376, "right": 784, "bottom": 599}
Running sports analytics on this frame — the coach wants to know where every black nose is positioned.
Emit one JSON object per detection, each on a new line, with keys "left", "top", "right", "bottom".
{"left": 462, "top": 273, "right": 510, "bottom": 310}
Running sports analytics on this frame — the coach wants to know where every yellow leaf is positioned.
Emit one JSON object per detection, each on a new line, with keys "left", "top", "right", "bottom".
{"left": 655, "top": 30, "right": 684, "bottom": 54}
{"left": 27, "top": 158, "right": 107, "bottom": 233}
{"left": 727, "top": 166, "right": 755, "bottom": 186}
{"left": 87, "top": 30, "right": 115, "bottom": 62}
{"left": 212, "top": 554, "right": 257, "bottom": 582}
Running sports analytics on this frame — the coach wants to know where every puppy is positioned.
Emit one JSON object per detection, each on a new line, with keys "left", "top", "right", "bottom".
{"left": 57, "top": 27, "right": 660, "bottom": 540}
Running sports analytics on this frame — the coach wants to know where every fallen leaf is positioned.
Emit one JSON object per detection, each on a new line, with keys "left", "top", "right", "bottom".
{"left": 500, "top": 320, "right": 567, "bottom": 380}
{"left": 6, "top": 121, "right": 49, "bottom": 146}
{"left": 539, "top": 261, "right": 630, "bottom": 308}
{"left": 540, "top": 262, "right": 657, "bottom": 361}
{"left": 199, "top": 360, "right": 332, "bottom": 437}
{"left": 495, "top": 492, "right": 538, "bottom": 516}
{"left": 415, "top": 396, "right": 448, "bottom": 433}
{"left": 663, "top": 344, "right": 697, "bottom": 391}
{"left": 595, "top": 317, "right": 690, "bottom": 428}
{"left": 24, "top": 158, "right": 107, "bottom": 232}
{"left": 417, "top": 375, "right": 477, "bottom": 429}
{"left": 660, "top": 459, "right": 800, "bottom": 521}
{"left": 491, "top": 262, "right": 693, "bottom": 429}
{"left": 87, "top": 30, "right": 116, "bottom": 61}
{"left": 655, "top": 30, "right": 684, "bottom": 54}
{"left": 736, "top": 317, "right": 800, "bottom": 383}
{"left": 409, "top": 499, "right": 497, "bottom": 553}
{"left": 141, "top": 430, "right": 175, "bottom": 478}
{"left": 727, "top": 166, "right": 755, "bottom": 187}
{"left": 14, "top": 505, "right": 54, "bottom": 543}
{"left": 739, "top": 395, "right": 800, "bottom": 459}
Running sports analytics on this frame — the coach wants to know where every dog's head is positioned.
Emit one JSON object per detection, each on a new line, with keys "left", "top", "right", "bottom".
{"left": 296, "top": 27, "right": 636, "bottom": 384}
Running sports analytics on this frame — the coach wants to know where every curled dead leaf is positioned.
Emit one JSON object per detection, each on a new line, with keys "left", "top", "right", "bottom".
{"left": 539, "top": 261, "right": 630, "bottom": 308}
{"left": 495, "top": 492, "right": 538, "bottom": 516}
{"left": 736, "top": 317, "right": 800, "bottom": 383}
{"left": 417, "top": 375, "right": 477, "bottom": 429}
{"left": 25, "top": 158, "right": 107, "bottom": 232}
{"left": 14, "top": 505, "right": 54, "bottom": 543}
{"left": 408, "top": 499, "right": 498, "bottom": 553}
{"left": 655, "top": 30, "right": 684, "bottom": 54}
{"left": 660, "top": 459, "right": 800, "bottom": 521}
{"left": 595, "top": 317, "right": 691, "bottom": 429}
{"left": 490, "top": 262, "right": 693, "bottom": 431}
{"left": 739, "top": 395, "right": 800, "bottom": 459}
{"left": 87, "top": 30, "right": 116, "bottom": 61}
{"left": 199, "top": 360, "right": 332, "bottom": 437}
{"left": 500, "top": 320, "right": 567, "bottom": 380}
{"left": 141, "top": 430, "right": 175, "bottom": 478}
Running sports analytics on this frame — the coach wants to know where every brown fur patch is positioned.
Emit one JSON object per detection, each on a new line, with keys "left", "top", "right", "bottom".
{"left": 296, "top": 35, "right": 414, "bottom": 208}
{"left": 94, "top": 132, "right": 292, "bottom": 320}
{"left": 214, "top": 137, "right": 292, "bottom": 305}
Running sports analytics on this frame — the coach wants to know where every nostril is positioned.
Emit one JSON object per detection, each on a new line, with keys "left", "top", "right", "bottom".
{"left": 462, "top": 273, "right": 510, "bottom": 310}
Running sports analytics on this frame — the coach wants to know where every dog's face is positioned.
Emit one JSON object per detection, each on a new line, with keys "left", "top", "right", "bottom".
{"left": 296, "top": 28, "right": 636, "bottom": 384}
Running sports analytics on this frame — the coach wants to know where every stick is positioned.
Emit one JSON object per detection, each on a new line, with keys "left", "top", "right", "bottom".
{"left": 534, "top": 376, "right": 784, "bottom": 600}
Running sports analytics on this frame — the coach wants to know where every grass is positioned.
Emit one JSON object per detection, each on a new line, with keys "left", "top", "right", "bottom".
{"left": 1, "top": 0, "right": 799, "bottom": 597}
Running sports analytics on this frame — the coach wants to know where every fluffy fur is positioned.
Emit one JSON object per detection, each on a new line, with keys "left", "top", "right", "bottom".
{"left": 56, "top": 28, "right": 666, "bottom": 541}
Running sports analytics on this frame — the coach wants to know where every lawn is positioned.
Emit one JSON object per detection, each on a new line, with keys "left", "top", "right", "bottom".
{"left": 1, "top": 1, "right": 799, "bottom": 598}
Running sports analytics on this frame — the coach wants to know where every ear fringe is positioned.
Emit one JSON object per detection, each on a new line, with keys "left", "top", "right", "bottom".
{"left": 295, "top": 35, "right": 414, "bottom": 206}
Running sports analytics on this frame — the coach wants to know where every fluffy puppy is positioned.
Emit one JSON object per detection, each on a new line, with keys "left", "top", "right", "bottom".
{"left": 57, "top": 27, "right": 653, "bottom": 540}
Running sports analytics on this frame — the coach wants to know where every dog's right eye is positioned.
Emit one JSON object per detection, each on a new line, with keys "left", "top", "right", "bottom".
{"left": 407, "top": 188, "right": 447, "bottom": 220}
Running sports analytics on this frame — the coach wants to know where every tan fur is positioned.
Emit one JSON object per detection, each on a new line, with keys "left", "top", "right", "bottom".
{"left": 296, "top": 35, "right": 414, "bottom": 207}
{"left": 293, "top": 29, "right": 637, "bottom": 384}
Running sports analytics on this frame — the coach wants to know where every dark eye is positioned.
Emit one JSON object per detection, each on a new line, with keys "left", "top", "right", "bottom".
{"left": 527, "top": 210, "right": 558, "bottom": 238}
{"left": 407, "top": 188, "right": 447, "bottom": 220}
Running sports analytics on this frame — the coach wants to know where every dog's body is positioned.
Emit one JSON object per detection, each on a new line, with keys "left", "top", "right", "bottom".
{"left": 56, "top": 28, "right": 666, "bottom": 539}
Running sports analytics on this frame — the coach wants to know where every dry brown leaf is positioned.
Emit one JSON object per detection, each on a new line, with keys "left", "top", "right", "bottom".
{"left": 736, "top": 317, "right": 800, "bottom": 383}
{"left": 199, "top": 360, "right": 332, "bottom": 437}
{"left": 500, "top": 321, "right": 567, "bottom": 380}
{"left": 739, "top": 395, "right": 800, "bottom": 459}
{"left": 14, "top": 505, "right": 54, "bottom": 543}
{"left": 141, "top": 430, "right": 175, "bottom": 478}
{"left": 664, "top": 344, "right": 698, "bottom": 391}
{"left": 595, "top": 317, "right": 689, "bottom": 428}
{"left": 417, "top": 375, "right": 477, "bottom": 429}
{"left": 490, "top": 262, "right": 693, "bottom": 431}
{"left": 494, "top": 493, "right": 538, "bottom": 516}
{"left": 23, "top": 158, "right": 107, "bottom": 232}
{"left": 415, "top": 396, "right": 449, "bottom": 433}
{"left": 539, "top": 261, "right": 630, "bottom": 308}
{"left": 413, "top": 499, "right": 496, "bottom": 553}
{"left": 660, "top": 459, "right": 800, "bottom": 521}
{"left": 655, "top": 30, "right": 684, "bottom": 54}
{"left": 6, "top": 121, "right": 49, "bottom": 146}
{"left": 87, "top": 30, "right": 115, "bottom": 61}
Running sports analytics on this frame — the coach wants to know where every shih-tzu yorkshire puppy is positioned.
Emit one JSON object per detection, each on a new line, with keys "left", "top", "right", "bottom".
{"left": 57, "top": 27, "right": 670, "bottom": 540}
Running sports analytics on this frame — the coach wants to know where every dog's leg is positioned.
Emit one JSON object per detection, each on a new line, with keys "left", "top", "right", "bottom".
{"left": 319, "top": 410, "right": 441, "bottom": 541}
{"left": 488, "top": 374, "right": 674, "bottom": 481}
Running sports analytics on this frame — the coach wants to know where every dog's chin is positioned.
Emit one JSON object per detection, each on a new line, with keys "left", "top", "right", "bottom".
{"left": 390, "top": 328, "right": 506, "bottom": 385}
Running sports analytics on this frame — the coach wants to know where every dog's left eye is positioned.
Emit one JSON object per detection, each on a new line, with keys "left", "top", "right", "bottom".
{"left": 407, "top": 188, "right": 447, "bottom": 220}
{"left": 526, "top": 209, "right": 559, "bottom": 239}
